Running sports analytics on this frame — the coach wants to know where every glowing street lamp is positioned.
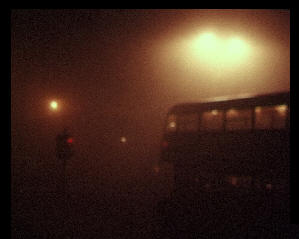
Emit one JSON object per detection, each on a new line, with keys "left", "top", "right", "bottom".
{"left": 50, "top": 100, "right": 59, "bottom": 111}
{"left": 185, "top": 31, "right": 252, "bottom": 73}
{"left": 192, "top": 32, "right": 221, "bottom": 59}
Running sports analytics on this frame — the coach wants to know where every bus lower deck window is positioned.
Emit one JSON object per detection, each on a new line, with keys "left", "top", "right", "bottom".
{"left": 177, "top": 113, "right": 199, "bottom": 132}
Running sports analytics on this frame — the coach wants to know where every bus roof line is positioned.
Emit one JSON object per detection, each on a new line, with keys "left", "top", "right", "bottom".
{"left": 169, "top": 91, "right": 289, "bottom": 112}
{"left": 199, "top": 91, "right": 289, "bottom": 103}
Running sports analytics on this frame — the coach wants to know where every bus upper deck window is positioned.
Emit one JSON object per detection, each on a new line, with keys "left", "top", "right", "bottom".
{"left": 226, "top": 108, "right": 252, "bottom": 131}
{"left": 201, "top": 110, "right": 224, "bottom": 131}
{"left": 255, "top": 105, "right": 288, "bottom": 129}
{"left": 275, "top": 105, "right": 288, "bottom": 115}
{"left": 177, "top": 113, "right": 199, "bottom": 132}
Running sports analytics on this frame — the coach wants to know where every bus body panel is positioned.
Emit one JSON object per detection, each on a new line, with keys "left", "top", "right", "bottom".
{"left": 161, "top": 92, "right": 290, "bottom": 195}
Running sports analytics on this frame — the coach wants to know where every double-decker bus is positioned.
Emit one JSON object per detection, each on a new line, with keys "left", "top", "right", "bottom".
{"left": 161, "top": 92, "right": 290, "bottom": 196}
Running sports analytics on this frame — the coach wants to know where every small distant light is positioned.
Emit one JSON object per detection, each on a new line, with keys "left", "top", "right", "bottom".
{"left": 266, "top": 183, "right": 272, "bottom": 190}
{"left": 169, "top": 122, "right": 176, "bottom": 128}
{"left": 120, "top": 137, "right": 127, "bottom": 143}
{"left": 231, "top": 176, "right": 238, "bottom": 186}
{"left": 153, "top": 166, "right": 160, "bottom": 173}
{"left": 167, "top": 121, "right": 177, "bottom": 132}
{"left": 167, "top": 115, "right": 177, "bottom": 132}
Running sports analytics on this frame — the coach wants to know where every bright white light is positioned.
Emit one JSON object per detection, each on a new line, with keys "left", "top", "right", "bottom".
{"left": 224, "top": 37, "right": 250, "bottom": 63}
{"left": 227, "top": 37, "right": 248, "bottom": 54}
{"left": 120, "top": 136, "right": 127, "bottom": 143}
{"left": 191, "top": 32, "right": 221, "bottom": 62}
{"left": 50, "top": 101, "right": 58, "bottom": 110}
{"left": 196, "top": 33, "right": 219, "bottom": 50}
{"left": 187, "top": 32, "right": 252, "bottom": 72}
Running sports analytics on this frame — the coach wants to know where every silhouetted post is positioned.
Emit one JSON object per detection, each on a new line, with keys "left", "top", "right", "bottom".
{"left": 55, "top": 128, "right": 74, "bottom": 237}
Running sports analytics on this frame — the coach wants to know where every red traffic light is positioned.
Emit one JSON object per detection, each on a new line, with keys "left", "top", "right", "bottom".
{"left": 67, "top": 137, "right": 74, "bottom": 144}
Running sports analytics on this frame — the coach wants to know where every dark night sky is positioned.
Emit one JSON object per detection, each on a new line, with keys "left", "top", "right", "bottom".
{"left": 11, "top": 9, "right": 290, "bottom": 177}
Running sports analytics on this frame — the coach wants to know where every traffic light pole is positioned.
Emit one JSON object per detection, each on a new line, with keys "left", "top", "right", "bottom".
{"left": 62, "top": 156, "right": 69, "bottom": 237}
{"left": 55, "top": 129, "right": 74, "bottom": 237}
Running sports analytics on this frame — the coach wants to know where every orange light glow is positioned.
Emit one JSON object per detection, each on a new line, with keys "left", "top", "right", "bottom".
{"left": 227, "top": 108, "right": 238, "bottom": 116}
{"left": 166, "top": 114, "right": 177, "bottom": 131}
{"left": 231, "top": 176, "right": 238, "bottom": 186}
{"left": 211, "top": 109, "right": 218, "bottom": 115}
{"left": 188, "top": 32, "right": 252, "bottom": 69}
{"left": 266, "top": 183, "right": 272, "bottom": 190}
{"left": 275, "top": 104, "right": 288, "bottom": 114}
{"left": 255, "top": 106, "right": 262, "bottom": 113}
{"left": 169, "top": 122, "right": 176, "bottom": 129}
{"left": 154, "top": 10, "right": 289, "bottom": 100}
{"left": 153, "top": 166, "right": 160, "bottom": 173}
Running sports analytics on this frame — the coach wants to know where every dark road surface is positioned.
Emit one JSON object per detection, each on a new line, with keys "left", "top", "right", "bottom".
{"left": 11, "top": 152, "right": 298, "bottom": 239}
{"left": 11, "top": 150, "right": 173, "bottom": 239}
